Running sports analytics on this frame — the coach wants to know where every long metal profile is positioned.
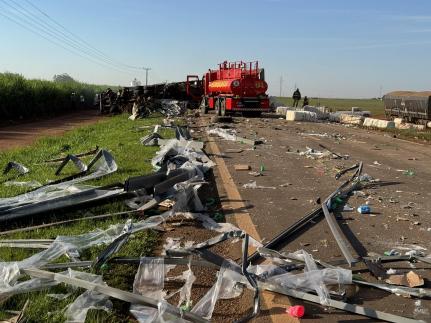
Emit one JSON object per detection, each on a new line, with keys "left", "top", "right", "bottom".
{"left": 321, "top": 201, "right": 356, "bottom": 266}
{"left": 248, "top": 163, "right": 362, "bottom": 264}
{"left": 24, "top": 268, "right": 208, "bottom": 323}
{"left": 262, "top": 282, "right": 423, "bottom": 323}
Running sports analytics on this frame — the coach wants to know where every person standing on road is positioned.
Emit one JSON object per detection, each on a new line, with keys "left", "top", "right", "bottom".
{"left": 302, "top": 96, "right": 309, "bottom": 107}
{"left": 292, "top": 88, "right": 301, "bottom": 107}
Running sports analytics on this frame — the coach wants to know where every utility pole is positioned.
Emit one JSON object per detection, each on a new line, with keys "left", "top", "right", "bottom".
{"left": 142, "top": 67, "right": 151, "bottom": 86}
{"left": 279, "top": 76, "right": 283, "bottom": 97}
{"left": 379, "top": 85, "right": 383, "bottom": 99}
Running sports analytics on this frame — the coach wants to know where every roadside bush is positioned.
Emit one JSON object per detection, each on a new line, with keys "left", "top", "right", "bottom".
{"left": 0, "top": 72, "right": 112, "bottom": 120}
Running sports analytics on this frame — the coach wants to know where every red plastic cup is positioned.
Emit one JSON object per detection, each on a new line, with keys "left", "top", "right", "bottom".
{"left": 286, "top": 305, "right": 305, "bottom": 318}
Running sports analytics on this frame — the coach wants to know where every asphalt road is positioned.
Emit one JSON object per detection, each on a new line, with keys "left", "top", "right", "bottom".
{"left": 193, "top": 113, "right": 431, "bottom": 322}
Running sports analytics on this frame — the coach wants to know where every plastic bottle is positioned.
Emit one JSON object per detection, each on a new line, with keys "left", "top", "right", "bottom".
{"left": 357, "top": 205, "right": 371, "bottom": 214}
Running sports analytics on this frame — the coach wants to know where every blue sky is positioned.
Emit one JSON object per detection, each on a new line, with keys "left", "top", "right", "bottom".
{"left": 1, "top": 0, "right": 430, "bottom": 98}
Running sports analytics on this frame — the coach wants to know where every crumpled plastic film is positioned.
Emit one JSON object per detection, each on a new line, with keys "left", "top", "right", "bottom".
{"left": 172, "top": 177, "right": 205, "bottom": 212}
{"left": 247, "top": 263, "right": 287, "bottom": 280}
{"left": 0, "top": 269, "right": 104, "bottom": 303}
{"left": 267, "top": 250, "right": 352, "bottom": 306}
{"left": 131, "top": 300, "right": 189, "bottom": 323}
{"left": 0, "top": 150, "right": 117, "bottom": 214}
{"left": 130, "top": 304, "right": 158, "bottom": 323}
{"left": 64, "top": 269, "right": 113, "bottom": 323}
{"left": 0, "top": 186, "right": 124, "bottom": 221}
{"left": 132, "top": 212, "right": 172, "bottom": 233}
{"left": 184, "top": 213, "right": 263, "bottom": 248}
{"left": 151, "top": 139, "right": 214, "bottom": 173}
{"left": 130, "top": 258, "right": 169, "bottom": 322}
{"left": 0, "top": 263, "right": 20, "bottom": 289}
{"left": 177, "top": 259, "right": 196, "bottom": 307}
{"left": 0, "top": 276, "right": 59, "bottom": 302}
{"left": 125, "top": 192, "right": 153, "bottom": 210}
{"left": 191, "top": 261, "right": 244, "bottom": 319}
{"left": 207, "top": 128, "right": 237, "bottom": 141}
{"left": 133, "top": 258, "right": 166, "bottom": 299}
{"left": 0, "top": 215, "right": 170, "bottom": 299}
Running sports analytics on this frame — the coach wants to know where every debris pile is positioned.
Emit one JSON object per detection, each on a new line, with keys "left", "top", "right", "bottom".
{"left": 0, "top": 123, "right": 430, "bottom": 323}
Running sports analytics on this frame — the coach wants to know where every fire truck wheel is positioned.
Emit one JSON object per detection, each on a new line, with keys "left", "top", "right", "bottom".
{"left": 200, "top": 98, "right": 208, "bottom": 114}
{"left": 215, "top": 99, "right": 221, "bottom": 116}
{"left": 220, "top": 98, "right": 226, "bottom": 116}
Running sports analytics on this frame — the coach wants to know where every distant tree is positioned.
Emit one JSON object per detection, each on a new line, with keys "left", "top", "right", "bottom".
{"left": 53, "top": 73, "right": 75, "bottom": 83}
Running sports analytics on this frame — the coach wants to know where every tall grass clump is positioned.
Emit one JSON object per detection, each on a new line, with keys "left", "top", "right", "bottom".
{"left": 0, "top": 72, "right": 112, "bottom": 120}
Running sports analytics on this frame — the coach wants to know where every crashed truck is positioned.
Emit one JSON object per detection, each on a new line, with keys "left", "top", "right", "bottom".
{"left": 383, "top": 91, "right": 431, "bottom": 124}
{"left": 99, "top": 60, "right": 270, "bottom": 117}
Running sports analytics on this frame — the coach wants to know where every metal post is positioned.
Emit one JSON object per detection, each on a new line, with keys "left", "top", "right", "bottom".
{"left": 142, "top": 67, "right": 151, "bottom": 86}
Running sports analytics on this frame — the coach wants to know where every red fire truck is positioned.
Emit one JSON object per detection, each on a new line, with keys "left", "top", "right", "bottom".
{"left": 199, "top": 61, "right": 269, "bottom": 117}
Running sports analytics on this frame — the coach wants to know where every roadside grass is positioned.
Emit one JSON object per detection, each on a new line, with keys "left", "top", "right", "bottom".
{"left": 373, "top": 127, "right": 431, "bottom": 142}
{"left": 275, "top": 97, "right": 385, "bottom": 117}
{"left": 0, "top": 114, "right": 173, "bottom": 322}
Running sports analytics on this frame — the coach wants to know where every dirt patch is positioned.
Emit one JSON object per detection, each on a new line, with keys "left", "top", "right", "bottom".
{"left": 153, "top": 214, "right": 253, "bottom": 323}
{"left": 0, "top": 109, "right": 104, "bottom": 151}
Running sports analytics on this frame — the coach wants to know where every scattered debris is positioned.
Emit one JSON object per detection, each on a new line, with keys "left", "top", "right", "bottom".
{"left": 3, "top": 180, "right": 41, "bottom": 188}
{"left": 357, "top": 205, "right": 371, "bottom": 214}
{"left": 207, "top": 128, "right": 260, "bottom": 146}
{"left": 242, "top": 181, "right": 276, "bottom": 189}
{"left": 43, "top": 146, "right": 99, "bottom": 163}
{"left": 1, "top": 117, "right": 430, "bottom": 323}
{"left": 286, "top": 305, "right": 305, "bottom": 318}
{"left": 234, "top": 164, "right": 251, "bottom": 171}
{"left": 385, "top": 271, "right": 424, "bottom": 288}
{"left": 403, "top": 169, "right": 416, "bottom": 176}
{"left": 2, "top": 161, "right": 29, "bottom": 175}
{"left": 248, "top": 171, "right": 262, "bottom": 177}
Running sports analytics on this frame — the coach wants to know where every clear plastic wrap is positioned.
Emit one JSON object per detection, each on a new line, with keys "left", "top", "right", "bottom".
{"left": 207, "top": 128, "right": 237, "bottom": 141}
{"left": 172, "top": 177, "right": 205, "bottom": 212}
{"left": 267, "top": 250, "right": 352, "bottom": 306}
{"left": 0, "top": 150, "right": 117, "bottom": 213}
{"left": 64, "top": 269, "right": 112, "bottom": 323}
{"left": 133, "top": 258, "right": 166, "bottom": 300}
{"left": 177, "top": 260, "right": 196, "bottom": 307}
{"left": 131, "top": 258, "right": 169, "bottom": 323}
{"left": 191, "top": 261, "right": 244, "bottom": 319}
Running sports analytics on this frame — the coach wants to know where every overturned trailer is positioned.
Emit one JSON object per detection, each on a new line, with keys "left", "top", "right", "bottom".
{"left": 384, "top": 91, "right": 431, "bottom": 124}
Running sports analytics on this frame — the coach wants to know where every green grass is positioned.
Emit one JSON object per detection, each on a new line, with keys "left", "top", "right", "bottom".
{"left": 0, "top": 114, "right": 174, "bottom": 322}
{"left": 275, "top": 97, "right": 385, "bottom": 117}
{"left": 0, "top": 72, "right": 113, "bottom": 120}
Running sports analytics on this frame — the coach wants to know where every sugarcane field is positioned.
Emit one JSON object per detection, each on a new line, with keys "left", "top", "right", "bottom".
{"left": 1, "top": 1, "right": 431, "bottom": 323}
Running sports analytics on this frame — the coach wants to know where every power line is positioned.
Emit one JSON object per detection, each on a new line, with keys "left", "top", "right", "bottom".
{"left": 0, "top": 6, "right": 133, "bottom": 74}
{"left": 0, "top": 0, "right": 141, "bottom": 74}
{"left": 0, "top": 0, "right": 135, "bottom": 73}
{"left": 23, "top": 0, "right": 142, "bottom": 71}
